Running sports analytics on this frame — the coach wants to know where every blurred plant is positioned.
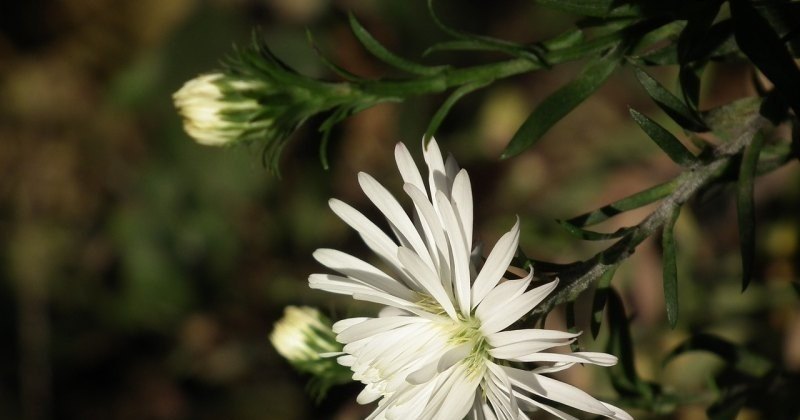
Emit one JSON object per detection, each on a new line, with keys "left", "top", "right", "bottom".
{"left": 175, "top": 0, "right": 800, "bottom": 417}
{"left": 269, "top": 306, "right": 351, "bottom": 399}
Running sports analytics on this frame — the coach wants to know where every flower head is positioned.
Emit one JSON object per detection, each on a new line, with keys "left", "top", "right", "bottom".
{"left": 311, "top": 139, "right": 631, "bottom": 419}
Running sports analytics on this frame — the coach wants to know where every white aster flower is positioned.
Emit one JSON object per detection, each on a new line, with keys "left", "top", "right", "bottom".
{"left": 310, "top": 138, "right": 632, "bottom": 420}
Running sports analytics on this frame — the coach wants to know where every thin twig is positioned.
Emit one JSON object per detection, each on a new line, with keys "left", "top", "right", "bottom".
{"left": 531, "top": 114, "right": 770, "bottom": 316}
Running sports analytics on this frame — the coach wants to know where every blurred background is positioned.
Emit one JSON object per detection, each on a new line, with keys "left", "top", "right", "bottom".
{"left": 1, "top": 0, "right": 798, "bottom": 419}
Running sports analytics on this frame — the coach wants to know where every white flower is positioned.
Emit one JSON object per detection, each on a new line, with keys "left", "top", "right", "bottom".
{"left": 310, "top": 138, "right": 632, "bottom": 420}
{"left": 173, "top": 73, "right": 265, "bottom": 146}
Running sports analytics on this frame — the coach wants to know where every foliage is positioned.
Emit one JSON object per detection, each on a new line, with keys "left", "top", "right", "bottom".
{"left": 191, "top": 0, "right": 800, "bottom": 416}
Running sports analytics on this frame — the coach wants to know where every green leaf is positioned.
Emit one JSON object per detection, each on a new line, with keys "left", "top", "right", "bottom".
{"left": 662, "top": 206, "right": 681, "bottom": 329}
{"left": 501, "top": 43, "right": 624, "bottom": 159}
{"left": 591, "top": 264, "right": 618, "bottom": 339}
{"left": 731, "top": 0, "right": 800, "bottom": 115}
{"left": 629, "top": 108, "right": 698, "bottom": 166}
{"left": 541, "top": 29, "right": 585, "bottom": 50}
{"left": 425, "top": 81, "right": 489, "bottom": 141}
{"left": 606, "top": 288, "right": 652, "bottom": 398}
{"left": 306, "top": 29, "right": 364, "bottom": 82}
{"left": 557, "top": 219, "right": 633, "bottom": 240}
{"left": 737, "top": 131, "right": 764, "bottom": 291}
{"left": 565, "top": 301, "right": 581, "bottom": 352}
{"left": 425, "top": 0, "right": 548, "bottom": 65}
{"left": 535, "top": 0, "right": 639, "bottom": 18}
{"left": 634, "top": 67, "right": 707, "bottom": 131}
{"left": 568, "top": 178, "right": 679, "bottom": 227}
{"left": 348, "top": 13, "right": 447, "bottom": 76}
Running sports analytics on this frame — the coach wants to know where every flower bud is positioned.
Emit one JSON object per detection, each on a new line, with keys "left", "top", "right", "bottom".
{"left": 270, "top": 306, "right": 339, "bottom": 363}
{"left": 270, "top": 306, "right": 352, "bottom": 398}
{"left": 173, "top": 73, "right": 266, "bottom": 146}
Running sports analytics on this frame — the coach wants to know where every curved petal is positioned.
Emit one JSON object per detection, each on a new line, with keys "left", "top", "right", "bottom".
{"left": 503, "top": 366, "right": 614, "bottom": 417}
{"left": 359, "top": 172, "right": 435, "bottom": 269}
{"left": 471, "top": 218, "right": 520, "bottom": 308}
{"left": 479, "top": 279, "right": 558, "bottom": 335}
{"left": 450, "top": 169, "right": 473, "bottom": 253}
{"left": 435, "top": 191, "right": 472, "bottom": 315}
{"left": 397, "top": 246, "right": 458, "bottom": 320}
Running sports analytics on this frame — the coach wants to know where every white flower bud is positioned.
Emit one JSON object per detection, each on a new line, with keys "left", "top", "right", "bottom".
{"left": 172, "top": 73, "right": 264, "bottom": 146}
{"left": 270, "top": 306, "right": 339, "bottom": 364}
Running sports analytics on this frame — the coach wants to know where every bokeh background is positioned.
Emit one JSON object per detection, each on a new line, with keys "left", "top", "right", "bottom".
{"left": 1, "top": 0, "right": 798, "bottom": 419}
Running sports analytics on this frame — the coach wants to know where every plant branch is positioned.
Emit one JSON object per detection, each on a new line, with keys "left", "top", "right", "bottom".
{"left": 531, "top": 113, "right": 770, "bottom": 317}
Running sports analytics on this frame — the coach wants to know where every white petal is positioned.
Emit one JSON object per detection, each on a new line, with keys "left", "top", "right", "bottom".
{"left": 421, "top": 364, "right": 481, "bottom": 420}
{"left": 489, "top": 340, "right": 577, "bottom": 361}
{"left": 475, "top": 273, "right": 533, "bottom": 331}
{"left": 484, "top": 361, "right": 519, "bottom": 420}
{"left": 358, "top": 172, "right": 435, "bottom": 269}
{"left": 437, "top": 342, "right": 472, "bottom": 373}
{"left": 450, "top": 169, "right": 473, "bottom": 253}
{"left": 328, "top": 199, "right": 414, "bottom": 285}
{"left": 395, "top": 142, "right": 426, "bottom": 193}
{"left": 313, "top": 248, "right": 416, "bottom": 301}
{"left": 357, "top": 384, "right": 383, "bottom": 404}
{"left": 397, "top": 246, "right": 458, "bottom": 320}
{"left": 471, "top": 219, "right": 520, "bottom": 308}
{"left": 514, "top": 393, "right": 579, "bottom": 420}
{"left": 486, "top": 328, "right": 582, "bottom": 348}
{"left": 479, "top": 279, "right": 558, "bottom": 335}
{"left": 600, "top": 402, "right": 634, "bottom": 420}
{"left": 337, "top": 316, "right": 429, "bottom": 343}
{"left": 332, "top": 317, "right": 369, "bottom": 334}
{"left": 444, "top": 153, "right": 460, "bottom": 184}
{"left": 495, "top": 350, "right": 617, "bottom": 366}
{"left": 423, "top": 137, "right": 450, "bottom": 200}
{"left": 435, "top": 191, "right": 473, "bottom": 315}
{"left": 503, "top": 366, "right": 614, "bottom": 417}
{"left": 404, "top": 183, "right": 453, "bottom": 292}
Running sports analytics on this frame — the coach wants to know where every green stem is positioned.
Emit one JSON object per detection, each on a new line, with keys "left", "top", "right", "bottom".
{"left": 356, "top": 21, "right": 650, "bottom": 98}
{"left": 531, "top": 113, "right": 770, "bottom": 316}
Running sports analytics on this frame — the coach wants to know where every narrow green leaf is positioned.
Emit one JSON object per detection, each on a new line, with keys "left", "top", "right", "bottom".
{"left": 306, "top": 29, "right": 363, "bottom": 82}
{"left": 629, "top": 108, "right": 698, "bottom": 166}
{"left": 535, "top": 0, "right": 639, "bottom": 18}
{"left": 348, "top": 13, "right": 446, "bottom": 76}
{"left": 634, "top": 67, "right": 707, "bottom": 132}
{"left": 557, "top": 219, "right": 633, "bottom": 240}
{"left": 565, "top": 302, "right": 581, "bottom": 352}
{"left": 737, "top": 131, "right": 764, "bottom": 291}
{"left": 606, "top": 288, "right": 651, "bottom": 398}
{"left": 568, "top": 178, "right": 679, "bottom": 227}
{"left": 425, "top": 81, "right": 489, "bottom": 141}
{"left": 501, "top": 44, "right": 624, "bottom": 159}
{"left": 591, "top": 265, "right": 618, "bottom": 339}
{"left": 425, "top": 0, "right": 547, "bottom": 65}
{"left": 423, "top": 39, "right": 547, "bottom": 65}
{"left": 662, "top": 206, "right": 681, "bottom": 329}
{"left": 678, "top": 65, "right": 702, "bottom": 110}
{"left": 731, "top": 0, "right": 800, "bottom": 116}
{"left": 541, "top": 29, "right": 585, "bottom": 50}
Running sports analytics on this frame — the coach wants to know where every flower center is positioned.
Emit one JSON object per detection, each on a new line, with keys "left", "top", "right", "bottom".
{"left": 449, "top": 317, "right": 490, "bottom": 380}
